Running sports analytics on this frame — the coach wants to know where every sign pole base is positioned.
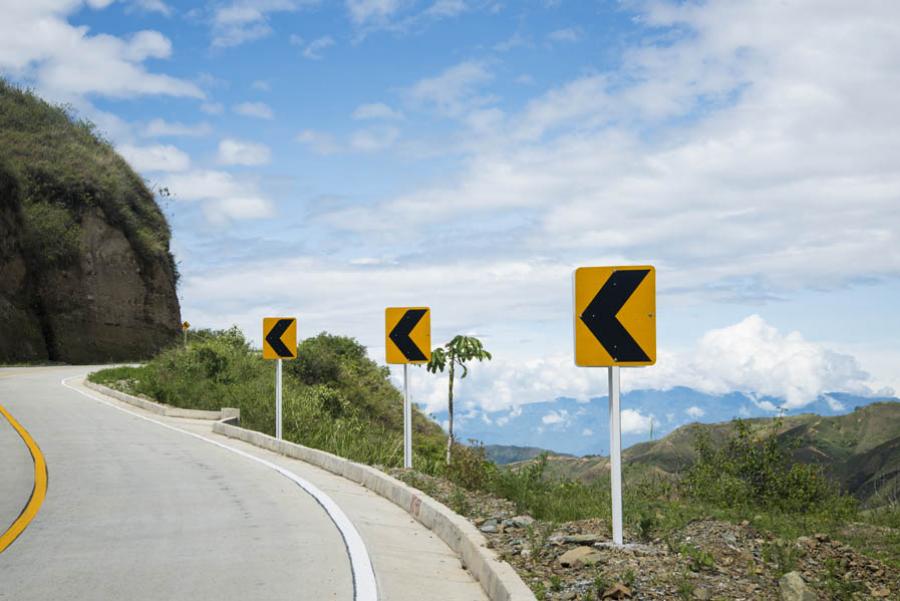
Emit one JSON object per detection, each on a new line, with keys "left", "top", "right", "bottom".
{"left": 609, "top": 365, "right": 623, "bottom": 546}
{"left": 276, "top": 358, "right": 283, "bottom": 441}
{"left": 403, "top": 364, "right": 412, "bottom": 469}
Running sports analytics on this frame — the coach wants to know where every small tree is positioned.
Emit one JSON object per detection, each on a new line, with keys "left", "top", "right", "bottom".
{"left": 427, "top": 335, "right": 492, "bottom": 465}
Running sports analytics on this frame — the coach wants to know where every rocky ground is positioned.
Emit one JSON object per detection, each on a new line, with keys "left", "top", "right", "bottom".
{"left": 391, "top": 470, "right": 899, "bottom": 600}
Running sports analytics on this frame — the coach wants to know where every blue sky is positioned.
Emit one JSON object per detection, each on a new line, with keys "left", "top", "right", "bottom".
{"left": 2, "top": 1, "right": 899, "bottom": 423}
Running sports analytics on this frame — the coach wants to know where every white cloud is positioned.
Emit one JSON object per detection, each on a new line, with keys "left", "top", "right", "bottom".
{"left": 162, "top": 170, "right": 275, "bottom": 223}
{"left": 541, "top": 410, "right": 568, "bottom": 425}
{"left": 621, "top": 409, "right": 653, "bottom": 435}
{"left": 407, "top": 60, "right": 494, "bottom": 117}
{"left": 128, "top": 0, "right": 173, "bottom": 15}
{"left": 210, "top": 0, "right": 315, "bottom": 48}
{"left": 0, "top": 2, "right": 202, "bottom": 100}
{"left": 217, "top": 138, "right": 272, "bottom": 166}
{"left": 319, "top": 1, "right": 900, "bottom": 305}
{"left": 349, "top": 126, "right": 400, "bottom": 152}
{"left": 251, "top": 80, "right": 271, "bottom": 91}
{"left": 547, "top": 27, "right": 582, "bottom": 44}
{"left": 582, "top": 428, "right": 593, "bottom": 436}
{"left": 143, "top": 119, "right": 212, "bottom": 137}
{"left": 352, "top": 102, "right": 403, "bottom": 120}
{"left": 302, "top": 35, "right": 335, "bottom": 60}
{"left": 233, "top": 101, "right": 274, "bottom": 119}
{"left": 297, "top": 129, "right": 341, "bottom": 155}
{"left": 117, "top": 143, "right": 190, "bottom": 172}
{"left": 677, "top": 316, "right": 872, "bottom": 409}
{"left": 685, "top": 406, "right": 705, "bottom": 419}
{"left": 346, "top": 0, "right": 405, "bottom": 25}
{"left": 398, "top": 315, "right": 881, "bottom": 414}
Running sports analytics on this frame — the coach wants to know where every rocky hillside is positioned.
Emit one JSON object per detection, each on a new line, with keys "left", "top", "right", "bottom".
{"left": 516, "top": 402, "right": 900, "bottom": 506}
{"left": 0, "top": 81, "right": 180, "bottom": 363}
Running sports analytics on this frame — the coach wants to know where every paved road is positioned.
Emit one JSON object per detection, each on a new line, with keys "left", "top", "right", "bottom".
{"left": 0, "top": 367, "right": 487, "bottom": 601}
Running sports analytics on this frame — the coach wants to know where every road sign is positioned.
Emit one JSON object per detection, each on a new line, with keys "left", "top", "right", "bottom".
{"left": 574, "top": 266, "right": 656, "bottom": 367}
{"left": 385, "top": 308, "right": 431, "bottom": 364}
{"left": 263, "top": 317, "right": 297, "bottom": 360}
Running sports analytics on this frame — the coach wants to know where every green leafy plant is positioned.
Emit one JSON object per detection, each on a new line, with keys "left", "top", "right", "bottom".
{"left": 426, "top": 335, "right": 491, "bottom": 464}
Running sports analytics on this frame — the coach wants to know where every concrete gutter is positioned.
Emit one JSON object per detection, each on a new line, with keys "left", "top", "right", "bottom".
{"left": 212, "top": 420, "right": 536, "bottom": 601}
{"left": 84, "top": 381, "right": 239, "bottom": 422}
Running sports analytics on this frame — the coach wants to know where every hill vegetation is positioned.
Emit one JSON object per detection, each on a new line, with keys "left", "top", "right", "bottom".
{"left": 0, "top": 80, "right": 180, "bottom": 362}
{"left": 513, "top": 405, "right": 900, "bottom": 507}
{"left": 90, "top": 328, "right": 899, "bottom": 597}
{"left": 89, "top": 328, "right": 451, "bottom": 472}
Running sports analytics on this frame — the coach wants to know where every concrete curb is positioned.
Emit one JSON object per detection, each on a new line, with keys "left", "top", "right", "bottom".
{"left": 212, "top": 421, "right": 536, "bottom": 601}
{"left": 84, "top": 381, "right": 239, "bottom": 422}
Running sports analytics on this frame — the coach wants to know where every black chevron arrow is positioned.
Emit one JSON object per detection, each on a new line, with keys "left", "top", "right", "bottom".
{"left": 389, "top": 309, "right": 428, "bottom": 361}
{"left": 580, "top": 269, "right": 650, "bottom": 363}
{"left": 265, "top": 319, "right": 294, "bottom": 358}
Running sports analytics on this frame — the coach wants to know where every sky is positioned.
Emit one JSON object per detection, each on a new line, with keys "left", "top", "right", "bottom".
{"left": 2, "top": 0, "right": 899, "bottom": 421}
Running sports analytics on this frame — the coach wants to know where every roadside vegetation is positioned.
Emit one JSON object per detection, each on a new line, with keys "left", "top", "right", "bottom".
{"left": 90, "top": 327, "right": 899, "bottom": 597}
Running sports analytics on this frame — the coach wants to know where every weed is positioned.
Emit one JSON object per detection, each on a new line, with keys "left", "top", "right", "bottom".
{"left": 548, "top": 574, "right": 562, "bottom": 592}
{"left": 678, "top": 543, "right": 716, "bottom": 572}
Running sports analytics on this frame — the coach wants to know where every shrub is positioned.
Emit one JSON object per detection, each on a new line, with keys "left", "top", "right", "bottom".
{"left": 684, "top": 418, "right": 856, "bottom": 515}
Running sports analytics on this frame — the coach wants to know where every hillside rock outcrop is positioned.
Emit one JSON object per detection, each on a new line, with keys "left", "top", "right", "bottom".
{"left": 0, "top": 83, "right": 180, "bottom": 363}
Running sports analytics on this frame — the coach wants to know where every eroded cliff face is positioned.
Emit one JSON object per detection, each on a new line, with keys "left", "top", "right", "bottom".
{"left": 0, "top": 173, "right": 48, "bottom": 361}
{"left": 0, "top": 194, "right": 181, "bottom": 363}
{"left": 33, "top": 208, "right": 181, "bottom": 363}
{"left": 0, "top": 80, "right": 181, "bottom": 363}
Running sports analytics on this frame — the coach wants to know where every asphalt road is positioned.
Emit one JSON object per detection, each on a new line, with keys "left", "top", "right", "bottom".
{"left": 0, "top": 367, "right": 486, "bottom": 601}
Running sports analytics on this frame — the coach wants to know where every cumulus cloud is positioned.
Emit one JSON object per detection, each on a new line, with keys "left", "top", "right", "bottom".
{"left": 143, "top": 119, "right": 212, "bottom": 137}
{"left": 621, "top": 409, "right": 653, "bottom": 435}
{"left": 162, "top": 170, "right": 275, "bottom": 223}
{"left": 0, "top": 2, "right": 202, "bottom": 100}
{"left": 233, "top": 101, "right": 274, "bottom": 119}
{"left": 542, "top": 410, "right": 569, "bottom": 425}
{"left": 217, "top": 138, "right": 272, "bottom": 166}
{"left": 118, "top": 143, "right": 190, "bottom": 172}
{"left": 399, "top": 315, "right": 880, "bottom": 414}
{"left": 318, "top": 1, "right": 900, "bottom": 303}
{"left": 685, "top": 406, "right": 705, "bottom": 419}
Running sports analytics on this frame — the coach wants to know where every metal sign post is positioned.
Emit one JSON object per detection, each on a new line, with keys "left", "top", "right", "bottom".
{"left": 262, "top": 317, "right": 297, "bottom": 442}
{"left": 386, "top": 307, "right": 432, "bottom": 470}
{"left": 573, "top": 265, "right": 656, "bottom": 548}
{"left": 608, "top": 365, "right": 623, "bottom": 546}
{"left": 276, "top": 358, "right": 283, "bottom": 440}
{"left": 403, "top": 364, "right": 412, "bottom": 468}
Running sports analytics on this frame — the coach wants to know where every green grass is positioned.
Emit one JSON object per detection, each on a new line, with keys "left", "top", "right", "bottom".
{"left": 89, "top": 327, "right": 899, "bottom": 568}
{"left": 0, "top": 79, "right": 176, "bottom": 278}
{"left": 89, "top": 327, "right": 451, "bottom": 472}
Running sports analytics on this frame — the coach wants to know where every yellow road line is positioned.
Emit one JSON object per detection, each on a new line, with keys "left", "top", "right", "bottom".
{"left": 0, "top": 403, "right": 48, "bottom": 554}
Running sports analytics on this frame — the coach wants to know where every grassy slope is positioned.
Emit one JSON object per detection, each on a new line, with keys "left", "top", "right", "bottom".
{"left": 522, "top": 404, "right": 900, "bottom": 504}
{"left": 0, "top": 79, "right": 175, "bottom": 274}
{"left": 89, "top": 328, "right": 451, "bottom": 472}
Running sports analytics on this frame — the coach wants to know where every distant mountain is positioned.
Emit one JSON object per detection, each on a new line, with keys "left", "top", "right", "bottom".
{"left": 433, "top": 387, "right": 898, "bottom": 457}
{"left": 484, "top": 444, "right": 568, "bottom": 465}
{"left": 510, "top": 402, "right": 900, "bottom": 505}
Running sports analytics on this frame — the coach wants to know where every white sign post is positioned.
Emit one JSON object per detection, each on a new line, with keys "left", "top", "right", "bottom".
{"left": 403, "top": 364, "right": 412, "bottom": 469}
{"left": 608, "top": 365, "right": 623, "bottom": 546}
{"left": 275, "top": 358, "right": 283, "bottom": 440}
{"left": 574, "top": 266, "right": 657, "bottom": 548}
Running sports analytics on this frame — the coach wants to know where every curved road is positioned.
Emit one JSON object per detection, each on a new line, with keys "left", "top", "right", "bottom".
{"left": 0, "top": 367, "right": 487, "bottom": 601}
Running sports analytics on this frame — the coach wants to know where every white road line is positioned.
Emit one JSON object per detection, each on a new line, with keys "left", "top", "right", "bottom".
{"left": 61, "top": 376, "right": 379, "bottom": 601}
